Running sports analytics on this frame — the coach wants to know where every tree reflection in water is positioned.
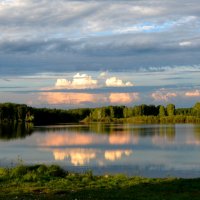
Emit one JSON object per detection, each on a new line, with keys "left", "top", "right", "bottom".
{"left": 0, "top": 122, "right": 34, "bottom": 140}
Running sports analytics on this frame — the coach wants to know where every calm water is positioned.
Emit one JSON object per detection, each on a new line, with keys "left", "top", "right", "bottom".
{"left": 1, "top": 123, "right": 200, "bottom": 178}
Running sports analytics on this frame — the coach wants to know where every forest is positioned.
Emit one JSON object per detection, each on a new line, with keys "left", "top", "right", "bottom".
{"left": 0, "top": 102, "right": 200, "bottom": 125}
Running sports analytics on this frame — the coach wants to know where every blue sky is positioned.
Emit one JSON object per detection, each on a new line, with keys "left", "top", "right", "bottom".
{"left": 0, "top": 0, "right": 200, "bottom": 108}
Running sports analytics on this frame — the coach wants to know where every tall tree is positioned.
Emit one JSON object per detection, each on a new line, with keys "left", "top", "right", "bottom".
{"left": 159, "top": 105, "right": 166, "bottom": 117}
{"left": 166, "top": 104, "right": 175, "bottom": 116}
{"left": 192, "top": 102, "right": 200, "bottom": 117}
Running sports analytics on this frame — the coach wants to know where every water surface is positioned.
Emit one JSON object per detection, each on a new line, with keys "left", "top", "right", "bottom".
{"left": 1, "top": 123, "right": 200, "bottom": 178}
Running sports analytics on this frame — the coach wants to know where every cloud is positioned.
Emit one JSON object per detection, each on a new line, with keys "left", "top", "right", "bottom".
{"left": 54, "top": 73, "right": 134, "bottom": 91}
{"left": 0, "top": 0, "right": 200, "bottom": 76}
{"left": 39, "top": 91, "right": 140, "bottom": 106}
{"left": 106, "top": 77, "right": 133, "bottom": 87}
{"left": 73, "top": 73, "right": 97, "bottom": 88}
{"left": 39, "top": 92, "right": 106, "bottom": 105}
{"left": 1, "top": 0, "right": 200, "bottom": 108}
{"left": 55, "top": 73, "right": 98, "bottom": 89}
{"left": 109, "top": 93, "right": 139, "bottom": 104}
{"left": 179, "top": 41, "right": 192, "bottom": 47}
{"left": 38, "top": 89, "right": 140, "bottom": 106}
{"left": 185, "top": 90, "right": 200, "bottom": 97}
{"left": 151, "top": 90, "right": 177, "bottom": 101}
{"left": 114, "top": 25, "right": 155, "bottom": 34}
{"left": 100, "top": 71, "right": 108, "bottom": 77}
{"left": 128, "top": 6, "right": 162, "bottom": 15}
{"left": 55, "top": 79, "right": 71, "bottom": 87}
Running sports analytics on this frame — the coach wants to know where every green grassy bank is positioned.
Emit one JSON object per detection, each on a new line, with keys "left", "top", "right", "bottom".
{"left": 1, "top": 165, "right": 200, "bottom": 200}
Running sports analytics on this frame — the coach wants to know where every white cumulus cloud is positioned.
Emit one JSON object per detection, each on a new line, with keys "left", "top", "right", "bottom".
{"left": 106, "top": 77, "right": 133, "bottom": 87}
{"left": 72, "top": 73, "right": 98, "bottom": 88}
{"left": 55, "top": 73, "right": 98, "bottom": 89}
{"left": 55, "top": 79, "right": 71, "bottom": 87}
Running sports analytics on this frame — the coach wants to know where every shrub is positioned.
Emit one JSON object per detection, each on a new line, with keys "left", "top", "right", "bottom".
{"left": 23, "top": 172, "right": 37, "bottom": 182}
{"left": 10, "top": 165, "right": 27, "bottom": 178}
{"left": 47, "top": 165, "right": 66, "bottom": 177}
{"left": 0, "top": 168, "right": 8, "bottom": 177}
{"left": 37, "top": 165, "right": 48, "bottom": 174}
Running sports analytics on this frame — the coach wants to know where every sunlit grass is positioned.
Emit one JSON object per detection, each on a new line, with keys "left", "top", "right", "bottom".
{"left": 1, "top": 164, "right": 200, "bottom": 199}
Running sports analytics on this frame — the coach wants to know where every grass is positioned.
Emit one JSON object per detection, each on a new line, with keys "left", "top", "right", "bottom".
{"left": 1, "top": 165, "right": 200, "bottom": 200}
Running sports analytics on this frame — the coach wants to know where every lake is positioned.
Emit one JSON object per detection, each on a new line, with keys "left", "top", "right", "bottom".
{"left": 1, "top": 123, "right": 200, "bottom": 178}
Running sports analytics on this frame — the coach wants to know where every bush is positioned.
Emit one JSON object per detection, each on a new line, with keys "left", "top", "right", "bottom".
{"left": 0, "top": 168, "right": 9, "bottom": 181}
{"left": 37, "top": 165, "right": 48, "bottom": 174}
{"left": 47, "top": 165, "right": 66, "bottom": 178}
{"left": 0, "top": 168, "right": 8, "bottom": 177}
{"left": 23, "top": 172, "right": 37, "bottom": 182}
{"left": 10, "top": 165, "right": 27, "bottom": 178}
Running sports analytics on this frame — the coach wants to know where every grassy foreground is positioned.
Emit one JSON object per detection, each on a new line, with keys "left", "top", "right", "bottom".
{"left": 1, "top": 165, "right": 200, "bottom": 200}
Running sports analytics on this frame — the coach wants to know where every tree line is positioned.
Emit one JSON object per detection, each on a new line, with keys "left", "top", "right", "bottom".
{"left": 84, "top": 103, "right": 200, "bottom": 123}
{"left": 0, "top": 103, "right": 91, "bottom": 125}
{"left": 1, "top": 102, "right": 200, "bottom": 125}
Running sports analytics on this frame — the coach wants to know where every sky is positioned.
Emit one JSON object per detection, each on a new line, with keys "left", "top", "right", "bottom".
{"left": 0, "top": 0, "right": 200, "bottom": 108}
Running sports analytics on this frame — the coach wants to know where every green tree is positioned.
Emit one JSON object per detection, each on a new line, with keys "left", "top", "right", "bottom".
{"left": 123, "top": 107, "right": 133, "bottom": 118}
{"left": 192, "top": 102, "right": 200, "bottom": 117}
{"left": 17, "top": 105, "right": 27, "bottom": 121}
{"left": 109, "top": 107, "right": 115, "bottom": 118}
{"left": 159, "top": 105, "right": 166, "bottom": 117}
{"left": 166, "top": 104, "right": 175, "bottom": 116}
{"left": 134, "top": 105, "right": 143, "bottom": 116}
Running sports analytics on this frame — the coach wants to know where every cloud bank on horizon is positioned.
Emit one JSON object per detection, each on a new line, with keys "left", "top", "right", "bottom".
{"left": 0, "top": 0, "right": 200, "bottom": 108}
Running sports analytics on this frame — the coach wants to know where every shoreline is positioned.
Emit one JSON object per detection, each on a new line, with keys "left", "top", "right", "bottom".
{"left": 1, "top": 164, "right": 200, "bottom": 200}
